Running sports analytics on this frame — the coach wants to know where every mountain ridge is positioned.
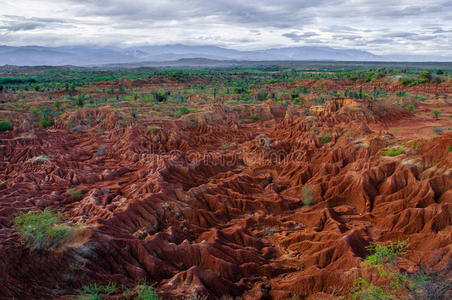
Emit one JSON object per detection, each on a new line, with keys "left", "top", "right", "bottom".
{"left": 0, "top": 44, "right": 450, "bottom": 66}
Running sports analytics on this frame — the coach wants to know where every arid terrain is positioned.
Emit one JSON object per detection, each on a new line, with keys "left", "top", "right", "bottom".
{"left": 0, "top": 66, "right": 451, "bottom": 299}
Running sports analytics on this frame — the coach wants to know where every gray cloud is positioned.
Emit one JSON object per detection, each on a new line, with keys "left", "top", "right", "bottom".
{"left": 283, "top": 32, "right": 318, "bottom": 42}
{"left": 0, "top": 0, "right": 451, "bottom": 57}
{"left": 0, "top": 22, "right": 43, "bottom": 32}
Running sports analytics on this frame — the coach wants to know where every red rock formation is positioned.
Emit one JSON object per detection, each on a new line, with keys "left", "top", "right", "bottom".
{"left": 0, "top": 99, "right": 451, "bottom": 299}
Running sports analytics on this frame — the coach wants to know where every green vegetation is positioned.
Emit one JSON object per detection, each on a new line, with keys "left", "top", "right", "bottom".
{"left": 174, "top": 106, "right": 196, "bottom": 117}
{"left": 405, "top": 105, "right": 415, "bottom": 113}
{"left": 430, "top": 109, "right": 442, "bottom": 120}
{"left": 0, "top": 120, "right": 13, "bottom": 131}
{"left": 77, "top": 282, "right": 117, "bottom": 300}
{"left": 382, "top": 147, "right": 404, "bottom": 157}
{"left": 320, "top": 134, "right": 331, "bottom": 144}
{"left": 448, "top": 145, "right": 452, "bottom": 152}
{"left": 67, "top": 188, "right": 83, "bottom": 199}
{"left": 135, "top": 284, "right": 160, "bottom": 300}
{"left": 419, "top": 71, "right": 432, "bottom": 83}
{"left": 302, "top": 186, "right": 315, "bottom": 206}
{"left": 350, "top": 240, "right": 451, "bottom": 300}
{"left": 13, "top": 209, "right": 74, "bottom": 251}
{"left": 77, "top": 282, "right": 160, "bottom": 300}
{"left": 249, "top": 114, "right": 261, "bottom": 121}
{"left": 147, "top": 125, "right": 161, "bottom": 133}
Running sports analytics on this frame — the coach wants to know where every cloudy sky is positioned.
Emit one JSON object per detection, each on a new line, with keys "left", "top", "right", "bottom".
{"left": 1, "top": 0, "right": 451, "bottom": 56}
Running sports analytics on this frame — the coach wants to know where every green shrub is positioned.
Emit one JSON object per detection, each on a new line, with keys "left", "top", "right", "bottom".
{"left": 396, "top": 90, "right": 407, "bottom": 97}
{"left": 136, "top": 284, "right": 160, "bottom": 300}
{"left": 448, "top": 145, "right": 452, "bottom": 152}
{"left": 0, "top": 120, "right": 13, "bottom": 131}
{"left": 320, "top": 134, "right": 331, "bottom": 144}
{"left": 302, "top": 186, "right": 315, "bottom": 206}
{"left": 405, "top": 105, "right": 415, "bottom": 113}
{"left": 174, "top": 106, "right": 196, "bottom": 117}
{"left": 67, "top": 188, "right": 83, "bottom": 199}
{"left": 430, "top": 109, "right": 442, "bottom": 120}
{"left": 419, "top": 71, "right": 432, "bottom": 83}
{"left": 348, "top": 240, "right": 442, "bottom": 300}
{"left": 400, "top": 77, "right": 412, "bottom": 86}
{"left": 364, "top": 240, "right": 408, "bottom": 266}
{"left": 13, "top": 209, "right": 74, "bottom": 251}
{"left": 350, "top": 277, "right": 390, "bottom": 300}
{"left": 147, "top": 125, "right": 161, "bottom": 133}
{"left": 382, "top": 147, "right": 404, "bottom": 157}
{"left": 39, "top": 115, "right": 53, "bottom": 128}
{"left": 77, "top": 282, "right": 117, "bottom": 300}
{"left": 249, "top": 114, "right": 261, "bottom": 121}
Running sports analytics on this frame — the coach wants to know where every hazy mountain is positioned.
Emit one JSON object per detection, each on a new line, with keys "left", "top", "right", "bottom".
{"left": 0, "top": 44, "right": 449, "bottom": 66}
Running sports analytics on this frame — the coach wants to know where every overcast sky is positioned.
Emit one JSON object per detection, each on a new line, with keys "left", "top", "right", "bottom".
{"left": 1, "top": 0, "right": 451, "bottom": 56}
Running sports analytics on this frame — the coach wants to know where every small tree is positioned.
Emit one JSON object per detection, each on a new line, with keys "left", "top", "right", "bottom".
{"left": 431, "top": 109, "right": 442, "bottom": 120}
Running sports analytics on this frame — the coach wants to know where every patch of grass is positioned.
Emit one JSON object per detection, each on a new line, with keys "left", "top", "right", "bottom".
{"left": 405, "top": 105, "right": 415, "bottom": 113}
{"left": 136, "top": 284, "right": 160, "bottom": 300}
{"left": 174, "top": 106, "right": 196, "bottom": 117}
{"left": 302, "top": 186, "right": 315, "bottom": 206}
{"left": 382, "top": 147, "right": 404, "bottom": 157}
{"left": 67, "top": 188, "right": 83, "bottom": 199}
{"left": 147, "top": 125, "right": 161, "bottom": 133}
{"left": 0, "top": 120, "right": 13, "bottom": 131}
{"left": 320, "top": 134, "right": 331, "bottom": 144}
{"left": 448, "top": 145, "right": 452, "bottom": 152}
{"left": 249, "top": 114, "right": 261, "bottom": 121}
{"left": 13, "top": 209, "right": 74, "bottom": 251}
{"left": 77, "top": 282, "right": 117, "bottom": 300}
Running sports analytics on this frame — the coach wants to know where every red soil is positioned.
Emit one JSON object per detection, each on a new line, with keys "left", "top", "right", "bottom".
{"left": 0, "top": 99, "right": 451, "bottom": 299}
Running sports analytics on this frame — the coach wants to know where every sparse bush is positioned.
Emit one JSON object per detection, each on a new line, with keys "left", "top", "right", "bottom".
{"left": 320, "top": 134, "right": 331, "bottom": 144}
{"left": 419, "top": 71, "right": 432, "bottom": 83}
{"left": 0, "top": 120, "right": 13, "bottom": 131}
{"left": 382, "top": 147, "right": 404, "bottom": 157}
{"left": 136, "top": 284, "right": 160, "bottom": 300}
{"left": 152, "top": 90, "right": 169, "bottom": 102}
{"left": 396, "top": 90, "right": 407, "bottom": 97}
{"left": 67, "top": 188, "right": 83, "bottom": 199}
{"left": 13, "top": 209, "right": 74, "bottom": 251}
{"left": 431, "top": 109, "right": 442, "bottom": 120}
{"left": 400, "top": 77, "right": 412, "bottom": 86}
{"left": 39, "top": 115, "right": 53, "bottom": 127}
{"left": 174, "top": 106, "right": 196, "bottom": 117}
{"left": 77, "top": 282, "right": 117, "bottom": 300}
{"left": 350, "top": 240, "right": 452, "bottom": 300}
{"left": 302, "top": 186, "right": 315, "bottom": 206}
{"left": 249, "top": 114, "right": 261, "bottom": 121}
{"left": 405, "top": 105, "right": 415, "bottom": 113}
{"left": 147, "top": 125, "right": 161, "bottom": 133}
{"left": 448, "top": 145, "right": 452, "bottom": 152}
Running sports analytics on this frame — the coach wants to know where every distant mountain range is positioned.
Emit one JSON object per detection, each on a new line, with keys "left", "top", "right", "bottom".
{"left": 0, "top": 44, "right": 450, "bottom": 66}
